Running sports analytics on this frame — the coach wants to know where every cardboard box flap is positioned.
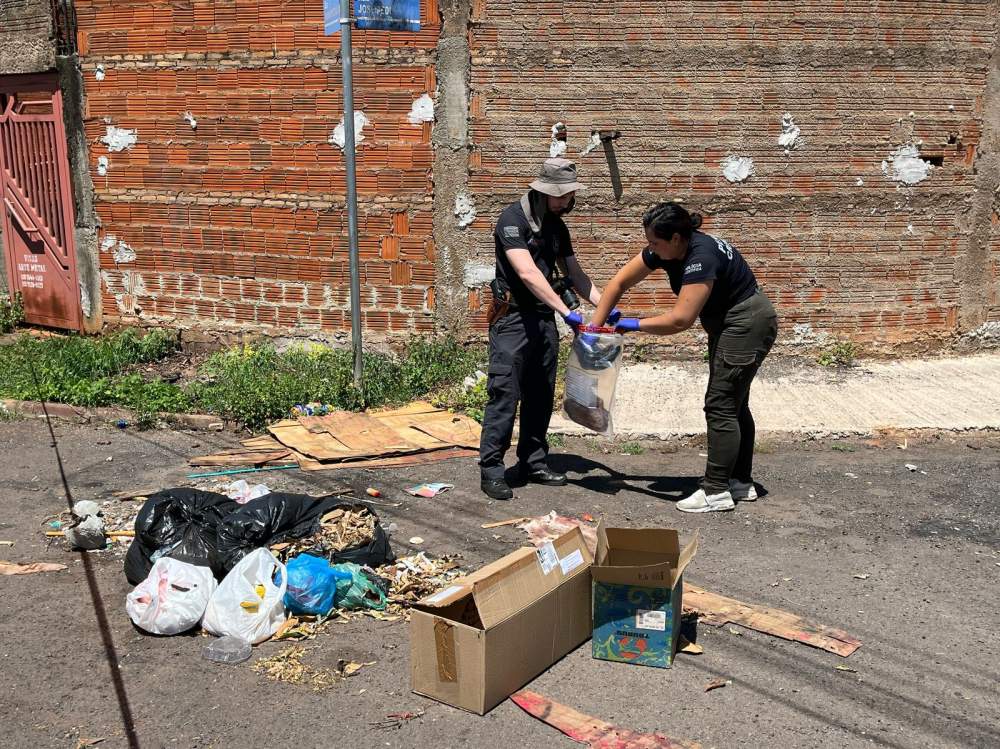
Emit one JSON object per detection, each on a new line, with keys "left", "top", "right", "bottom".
{"left": 592, "top": 523, "right": 698, "bottom": 589}
{"left": 471, "top": 526, "right": 593, "bottom": 629}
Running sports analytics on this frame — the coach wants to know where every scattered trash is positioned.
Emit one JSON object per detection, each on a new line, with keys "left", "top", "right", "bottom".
{"left": 679, "top": 636, "right": 704, "bottom": 655}
{"left": 49, "top": 520, "right": 62, "bottom": 530}
{"left": 510, "top": 690, "right": 700, "bottom": 748}
{"left": 290, "top": 402, "right": 333, "bottom": 417}
{"left": 481, "top": 517, "right": 531, "bottom": 529}
{"left": 202, "top": 635, "right": 253, "bottom": 664}
{"left": 404, "top": 483, "right": 454, "bottom": 498}
{"left": 252, "top": 645, "right": 339, "bottom": 690}
{"left": 844, "top": 472, "right": 858, "bottom": 478}
{"left": 224, "top": 480, "right": 271, "bottom": 504}
{"left": 904, "top": 463, "right": 918, "bottom": 472}
{"left": 65, "top": 514, "right": 107, "bottom": 550}
{"left": 371, "top": 710, "right": 426, "bottom": 730}
{"left": 727, "top": 626, "right": 744, "bottom": 637}
{"left": 192, "top": 403, "right": 480, "bottom": 472}
{"left": 705, "top": 678, "right": 732, "bottom": 692}
{"left": 366, "top": 487, "right": 382, "bottom": 498}
{"left": 0, "top": 541, "right": 13, "bottom": 547}
{"left": 0, "top": 561, "right": 67, "bottom": 575}
{"left": 73, "top": 500, "right": 102, "bottom": 518}
{"left": 126, "top": 557, "right": 217, "bottom": 635}
{"left": 684, "top": 583, "right": 862, "bottom": 657}
{"left": 116, "top": 419, "right": 128, "bottom": 429}
{"left": 853, "top": 573, "right": 870, "bottom": 580}
{"left": 898, "top": 438, "right": 908, "bottom": 450}
{"left": 186, "top": 465, "right": 299, "bottom": 479}
{"left": 835, "top": 664, "right": 858, "bottom": 673}
{"left": 580, "top": 513, "right": 595, "bottom": 522}
{"left": 408, "top": 536, "right": 424, "bottom": 545}
{"left": 329, "top": 562, "right": 387, "bottom": 611}
{"left": 518, "top": 512, "right": 599, "bottom": 554}
{"left": 75, "top": 738, "right": 106, "bottom": 749}
{"left": 203, "top": 548, "right": 287, "bottom": 644}
{"left": 336, "top": 658, "right": 375, "bottom": 677}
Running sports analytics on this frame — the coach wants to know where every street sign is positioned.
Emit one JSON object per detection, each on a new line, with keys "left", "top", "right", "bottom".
{"left": 324, "top": 0, "right": 421, "bottom": 34}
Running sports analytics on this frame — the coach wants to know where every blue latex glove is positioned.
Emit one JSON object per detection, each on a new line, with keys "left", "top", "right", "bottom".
{"left": 578, "top": 332, "right": 599, "bottom": 347}
{"left": 607, "top": 308, "right": 623, "bottom": 324}
{"left": 615, "top": 317, "right": 641, "bottom": 333}
{"left": 563, "top": 311, "right": 584, "bottom": 330}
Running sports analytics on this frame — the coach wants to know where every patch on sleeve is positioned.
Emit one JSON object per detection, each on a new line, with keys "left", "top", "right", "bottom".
{"left": 502, "top": 225, "right": 520, "bottom": 238}
{"left": 684, "top": 262, "right": 703, "bottom": 275}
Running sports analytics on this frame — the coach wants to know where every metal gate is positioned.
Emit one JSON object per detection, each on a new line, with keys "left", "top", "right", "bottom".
{"left": 0, "top": 73, "right": 82, "bottom": 330}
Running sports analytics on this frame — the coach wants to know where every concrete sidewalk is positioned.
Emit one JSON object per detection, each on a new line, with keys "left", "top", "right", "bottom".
{"left": 552, "top": 353, "right": 1000, "bottom": 438}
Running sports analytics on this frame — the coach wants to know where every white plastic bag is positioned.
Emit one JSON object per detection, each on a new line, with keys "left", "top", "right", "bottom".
{"left": 562, "top": 330, "right": 624, "bottom": 436}
{"left": 126, "top": 557, "right": 217, "bottom": 635}
{"left": 224, "top": 479, "right": 271, "bottom": 504}
{"left": 202, "top": 548, "right": 287, "bottom": 644}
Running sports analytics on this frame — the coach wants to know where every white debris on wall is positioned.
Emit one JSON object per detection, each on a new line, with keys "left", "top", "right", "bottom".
{"left": 856, "top": 177, "right": 864, "bottom": 186}
{"left": 549, "top": 122, "right": 567, "bottom": 158}
{"left": 721, "top": 155, "right": 755, "bottom": 183}
{"left": 113, "top": 242, "right": 137, "bottom": 264}
{"left": 778, "top": 113, "right": 801, "bottom": 154}
{"left": 97, "top": 156, "right": 109, "bottom": 176}
{"left": 100, "top": 234, "right": 117, "bottom": 253}
{"left": 407, "top": 94, "right": 435, "bottom": 125}
{"left": 95, "top": 64, "right": 105, "bottom": 82}
{"left": 881, "top": 144, "right": 932, "bottom": 185}
{"left": 463, "top": 261, "right": 495, "bottom": 287}
{"left": 80, "top": 281, "right": 92, "bottom": 318}
{"left": 579, "top": 132, "right": 601, "bottom": 157}
{"left": 183, "top": 111, "right": 198, "bottom": 129}
{"left": 790, "top": 322, "right": 831, "bottom": 345}
{"left": 330, "top": 111, "right": 370, "bottom": 150}
{"left": 454, "top": 193, "right": 477, "bottom": 228}
{"left": 101, "top": 125, "right": 137, "bottom": 152}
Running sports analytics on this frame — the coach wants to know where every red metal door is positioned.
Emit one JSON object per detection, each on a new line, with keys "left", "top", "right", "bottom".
{"left": 0, "top": 74, "right": 82, "bottom": 330}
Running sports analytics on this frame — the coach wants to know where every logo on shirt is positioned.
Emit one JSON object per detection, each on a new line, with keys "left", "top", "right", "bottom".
{"left": 709, "top": 234, "right": 735, "bottom": 260}
{"left": 503, "top": 225, "right": 520, "bottom": 238}
{"left": 684, "top": 262, "right": 703, "bottom": 275}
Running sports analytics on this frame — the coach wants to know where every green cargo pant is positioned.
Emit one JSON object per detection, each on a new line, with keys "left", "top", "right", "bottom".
{"left": 701, "top": 289, "right": 778, "bottom": 494}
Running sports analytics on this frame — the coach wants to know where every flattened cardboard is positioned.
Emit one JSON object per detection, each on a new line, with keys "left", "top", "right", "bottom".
{"left": 410, "top": 527, "right": 594, "bottom": 714}
{"left": 591, "top": 523, "right": 698, "bottom": 669}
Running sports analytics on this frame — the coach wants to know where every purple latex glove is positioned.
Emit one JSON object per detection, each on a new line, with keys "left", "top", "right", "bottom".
{"left": 607, "top": 308, "right": 623, "bottom": 324}
{"left": 563, "top": 311, "right": 584, "bottom": 330}
{"left": 615, "top": 317, "right": 641, "bottom": 333}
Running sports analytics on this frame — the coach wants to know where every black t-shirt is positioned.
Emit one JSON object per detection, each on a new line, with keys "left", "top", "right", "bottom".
{"left": 641, "top": 231, "right": 757, "bottom": 320}
{"left": 494, "top": 200, "right": 574, "bottom": 312}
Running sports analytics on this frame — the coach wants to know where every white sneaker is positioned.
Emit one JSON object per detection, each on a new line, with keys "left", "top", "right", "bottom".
{"left": 729, "top": 480, "right": 758, "bottom": 502}
{"left": 676, "top": 488, "right": 735, "bottom": 513}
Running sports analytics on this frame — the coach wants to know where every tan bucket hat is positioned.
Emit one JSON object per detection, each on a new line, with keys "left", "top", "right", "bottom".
{"left": 530, "top": 158, "right": 587, "bottom": 197}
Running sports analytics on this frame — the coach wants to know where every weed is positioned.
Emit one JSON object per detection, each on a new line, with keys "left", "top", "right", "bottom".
{"left": 434, "top": 373, "right": 488, "bottom": 423}
{"left": 548, "top": 433, "right": 566, "bottom": 448}
{"left": 831, "top": 442, "right": 856, "bottom": 453}
{"left": 620, "top": 441, "right": 645, "bottom": 455}
{"left": 754, "top": 440, "right": 776, "bottom": 454}
{"left": 817, "top": 340, "right": 859, "bottom": 367}
{"left": 702, "top": 348, "right": 711, "bottom": 362}
{"left": 0, "top": 292, "right": 24, "bottom": 334}
{"left": 630, "top": 342, "right": 653, "bottom": 364}
{"left": 0, "top": 405, "right": 19, "bottom": 421}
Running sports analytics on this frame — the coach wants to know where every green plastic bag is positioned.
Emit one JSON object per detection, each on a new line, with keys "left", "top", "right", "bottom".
{"left": 331, "top": 562, "right": 387, "bottom": 611}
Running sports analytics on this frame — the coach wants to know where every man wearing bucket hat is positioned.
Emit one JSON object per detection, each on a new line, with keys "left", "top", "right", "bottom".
{"left": 479, "top": 158, "right": 620, "bottom": 500}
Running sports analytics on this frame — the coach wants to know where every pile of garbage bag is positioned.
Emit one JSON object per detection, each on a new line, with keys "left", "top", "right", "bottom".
{"left": 123, "top": 489, "right": 395, "bottom": 643}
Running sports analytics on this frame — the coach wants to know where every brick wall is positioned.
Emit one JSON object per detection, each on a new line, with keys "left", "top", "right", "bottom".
{"left": 77, "top": 0, "right": 439, "bottom": 336}
{"left": 466, "top": 0, "right": 999, "bottom": 348}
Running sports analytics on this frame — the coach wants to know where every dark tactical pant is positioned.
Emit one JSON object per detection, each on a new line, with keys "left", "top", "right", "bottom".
{"left": 478, "top": 310, "right": 559, "bottom": 481}
{"left": 701, "top": 289, "right": 778, "bottom": 494}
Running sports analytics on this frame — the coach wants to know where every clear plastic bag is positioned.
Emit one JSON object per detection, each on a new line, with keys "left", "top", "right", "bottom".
{"left": 562, "top": 330, "right": 624, "bottom": 436}
{"left": 202, "top": 548, "right": 287, "bottom": 644}
{"left": 125, "top": 557, "right": 217, "bottom": 635}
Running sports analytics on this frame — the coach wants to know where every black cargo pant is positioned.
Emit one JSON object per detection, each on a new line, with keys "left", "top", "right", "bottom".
{"left": 479, "top": 309, "right": 559, "bottom": 481}
{"left": 701, "top": 289, "right": 778, "bottom": 494}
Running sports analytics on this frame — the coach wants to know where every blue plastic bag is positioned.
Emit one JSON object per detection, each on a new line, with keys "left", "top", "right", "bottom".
{"left": 283, "top": 554, "right": 351, "bottom": 615}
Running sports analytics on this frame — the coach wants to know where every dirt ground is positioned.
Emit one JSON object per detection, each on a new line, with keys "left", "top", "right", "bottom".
{"left": 1, "top": 416, "right": 998, "bottom": 749}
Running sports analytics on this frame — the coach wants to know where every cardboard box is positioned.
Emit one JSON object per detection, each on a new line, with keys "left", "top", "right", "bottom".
{"left": 591, "top": 523, "right": 698, "bottom": 669}
{"left": 410, "top": 527, "right": 593, "bottom": 714}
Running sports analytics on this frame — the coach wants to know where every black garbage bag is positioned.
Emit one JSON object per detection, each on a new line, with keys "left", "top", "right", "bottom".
{"left": 211, "top": 494, "right": 395, "bottom": 577}
{"left": 124, "top": 488, "right": 239, "bottom": 585}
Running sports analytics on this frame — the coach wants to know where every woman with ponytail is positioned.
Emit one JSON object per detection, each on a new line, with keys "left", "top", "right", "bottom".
{"left": 591, "top": 202, "right": 778, "bottom": 513}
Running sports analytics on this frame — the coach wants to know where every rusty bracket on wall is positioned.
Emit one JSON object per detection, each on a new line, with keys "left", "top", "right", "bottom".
{"left": 597, "top": 130, "right": 623, "bottom": 201}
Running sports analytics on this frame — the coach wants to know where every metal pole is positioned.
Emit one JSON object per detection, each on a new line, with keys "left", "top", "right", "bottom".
{"left": 340, "top": 0, "right": 363, "bottom": 388}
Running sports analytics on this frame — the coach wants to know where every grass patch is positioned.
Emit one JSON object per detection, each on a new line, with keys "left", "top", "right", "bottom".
{"left": 817, "top": 340, "right": 859, "bottom": 367}
{"left": 0, "top": 292, "right": 24, "bottom": 335}
{"left": 548, "top": 433, "right": 565, "bottom": 448}
{"left": 620, "top": 441, "right": 645, "bottom": 455}
{"left": 830, "top": 442, "right": 856, "bottom": 453}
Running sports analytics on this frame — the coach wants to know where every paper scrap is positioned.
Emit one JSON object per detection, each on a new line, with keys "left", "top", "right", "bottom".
{"left": 0, "top": 561, "right": 68, "bottom": 575}
{"left": 705, "top": 678, "right": 732, "bottom": 692}
{"left": 405, "top": 483, "right": 454, "bottom": 498}
{"left": 536, "top": 542, "right": 559, "bottom": 575}
{"left": 559, "top": 549, "right": 585, "bottom": 575}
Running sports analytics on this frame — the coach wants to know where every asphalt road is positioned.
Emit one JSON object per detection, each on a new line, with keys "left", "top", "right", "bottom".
{"left": 1, "top": 417, "right": 998, "bottom": 749}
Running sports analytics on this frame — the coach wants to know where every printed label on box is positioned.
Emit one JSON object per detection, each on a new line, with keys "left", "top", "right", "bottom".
{"left": 424, "top": 585, "right": 464, "bottom": 605}
{"left": 565, "top": 369, "right": 599, "bottom": 408}
{"left": 537, "top": 542, "right": 559, "bottom": 575}
{"left": 559, "top": 549, "right": 584, "bottom": 575}
{"left": 636, "top": 609, "right": 667, "bottom": 631}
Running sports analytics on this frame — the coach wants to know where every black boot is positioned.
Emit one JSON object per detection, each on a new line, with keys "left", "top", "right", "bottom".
{"left": 522, "top": 466, "right": 567, "bottom": 486}
{"left": 481, "top": 477, "right": 513, "bottom": 500}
